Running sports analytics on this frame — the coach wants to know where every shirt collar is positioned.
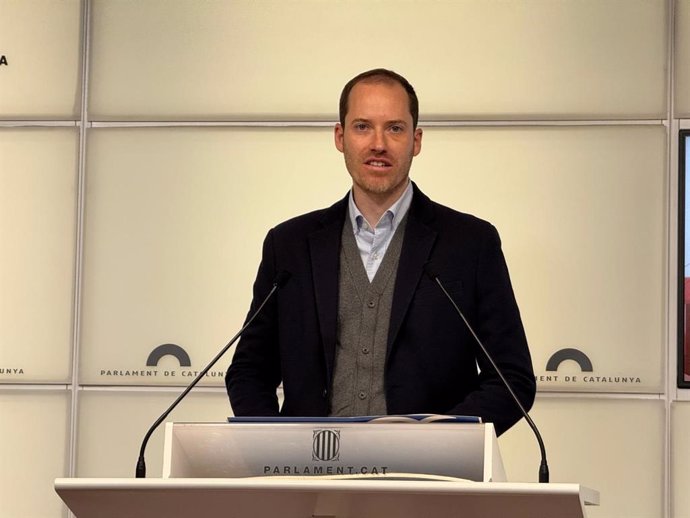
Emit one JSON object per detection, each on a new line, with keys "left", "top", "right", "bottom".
{"left": 348, "top": 180, "right": 413, "bottom": 233}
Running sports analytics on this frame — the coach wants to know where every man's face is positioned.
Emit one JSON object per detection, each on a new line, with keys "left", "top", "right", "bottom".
{"left": 335, "top": 81, "right": 422, "bottom": 202}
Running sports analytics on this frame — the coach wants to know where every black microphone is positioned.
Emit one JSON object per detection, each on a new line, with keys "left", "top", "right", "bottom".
{"left": 423, "top": 264, "right": 549, "bottom": 483}
{"left": 135, "top": 270, "right": 292, "bottom": 478}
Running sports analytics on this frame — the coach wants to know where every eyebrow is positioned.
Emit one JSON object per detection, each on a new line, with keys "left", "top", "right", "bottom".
{"left": 350, "top": 118, "right": 408, "bottom": 126}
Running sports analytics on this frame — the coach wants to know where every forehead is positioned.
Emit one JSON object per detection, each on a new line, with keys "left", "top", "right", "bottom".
{"left": 346, "top": 80, "right": 412, "bottom": 122}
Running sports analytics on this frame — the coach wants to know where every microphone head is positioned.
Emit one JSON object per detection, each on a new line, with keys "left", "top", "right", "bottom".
{"left": 423, "top": 262, "right": 438, "bottom": 280}
{"left": 273, "top": 270, "right": 292, "bottom": 288}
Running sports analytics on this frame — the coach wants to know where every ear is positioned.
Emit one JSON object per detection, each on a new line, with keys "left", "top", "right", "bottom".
{"left": 334, "top": 123, "right": 345, "bottom": 153}
{"left": 413, "top": 127, "right": 423, "bottom": 156}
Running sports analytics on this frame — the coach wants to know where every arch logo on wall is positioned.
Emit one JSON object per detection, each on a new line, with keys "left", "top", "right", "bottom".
{"left": 146, "top": 344, "right": 192, "bottom": 367}
{"left": 535, "top": 347, "right": 643, "bottom": 390}
{"left": 93, "top": 343, "right": 226, "bottom": 384}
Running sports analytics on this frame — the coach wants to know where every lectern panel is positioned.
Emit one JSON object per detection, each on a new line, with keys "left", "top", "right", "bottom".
{"left": 55, "top": 479, "right": 597, "bottom": 518}
{"left": 164, "top": 421, "right": 498, "bottom": 482}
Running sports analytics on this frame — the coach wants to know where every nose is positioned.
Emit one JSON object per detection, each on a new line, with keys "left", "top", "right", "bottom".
{"left": 371, "top": 129, "right": 386, "bottom": 153}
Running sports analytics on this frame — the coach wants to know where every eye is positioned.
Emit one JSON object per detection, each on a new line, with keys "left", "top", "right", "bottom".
{"left": 389, "top": 124, "right": 404, "bottom": 133}
{"left": 354, "top": 122, "right": 369, "bottom": 131}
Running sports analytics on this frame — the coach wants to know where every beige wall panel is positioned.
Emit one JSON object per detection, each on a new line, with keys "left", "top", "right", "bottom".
{"left": 0, "top": 0, "right": 81, "bottom": 119}
{"left": 0, "top": 129, "right": 77, "bottom": 382}
{"left": 80, "top": 127, "right": 347, "bottom": 385}
{"left": 676, "top": 0, "right": 690, "bottom": 117}
{"left": 672, "top": 402, "right": 690, "bottom": 518}
{"left": 417, "top": 126, "right": 665, "bottom": 392}
{"left": 77, "top": 389, "right": 230, "bottom": 477}
{"left": 499, "top": 397, "right": 664, "bottom": 517}
{"left": 0, "top": 390, "right": 70, "bottom": 518}
{"left": 89, "top": 0, "right": 666, "bottom": 120}
{"left": 80, "top": 126, "right": 664, "bottom": 392}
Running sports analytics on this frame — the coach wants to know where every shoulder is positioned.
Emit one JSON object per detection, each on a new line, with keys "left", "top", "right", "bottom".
{"left": 270, "top": 196, "right": 347, "bottom": 236}
{"left": 412, "top": 185, "right": 499, "bottom": 240}
{"left": 433, "top": 202, "right": 497, "bottom": 237}
{"left": 273, "top": 202, "right": 345, "bottom": 234}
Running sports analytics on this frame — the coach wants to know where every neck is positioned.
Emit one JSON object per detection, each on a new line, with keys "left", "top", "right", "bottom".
{"left": 353, "top": 190, "right": 390, "bottom": 227}
{"left": 352, "top": 182, "right": 408, "bottom": 227}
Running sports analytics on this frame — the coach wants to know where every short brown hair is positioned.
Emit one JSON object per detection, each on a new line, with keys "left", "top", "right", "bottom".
{"left": 339, "top": 68, "right": 419, "bottom": 129}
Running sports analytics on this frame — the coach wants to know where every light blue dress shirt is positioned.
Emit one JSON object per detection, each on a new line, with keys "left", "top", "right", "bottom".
{"left": 347, "top": 181, "right": 413, "bottom": 282}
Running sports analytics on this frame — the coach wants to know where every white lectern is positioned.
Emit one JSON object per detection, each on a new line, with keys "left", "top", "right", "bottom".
{"left": 55, "top": 421, "right": 599, "bottom": 518}
{"left": 162, "top": 421, "right": 506, "bottom": 480}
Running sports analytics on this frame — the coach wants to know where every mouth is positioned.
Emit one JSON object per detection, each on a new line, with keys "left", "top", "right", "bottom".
{"left": 365, "top": 159, "right": 392, "bottom": 169}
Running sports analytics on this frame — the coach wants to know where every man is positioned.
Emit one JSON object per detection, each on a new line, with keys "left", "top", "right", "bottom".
{"left": 226, "top": 69, "right": 535, "bottom": 435}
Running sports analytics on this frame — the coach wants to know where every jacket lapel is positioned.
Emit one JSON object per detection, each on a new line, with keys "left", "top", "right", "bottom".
{"left": 387, "top": 184, "right": 437, "bottom": 357}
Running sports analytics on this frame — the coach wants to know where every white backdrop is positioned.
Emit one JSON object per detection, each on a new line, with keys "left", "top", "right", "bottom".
{"left": 0, "top": 1, "right": 688, "bottom": 517}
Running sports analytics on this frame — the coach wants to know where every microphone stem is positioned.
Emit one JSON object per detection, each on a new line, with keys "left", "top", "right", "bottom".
{"left": 135, "top": 281, "right": 281, "bottom": 478}
{"left": 432, "top": 276, "right": 549, "bottom": 483}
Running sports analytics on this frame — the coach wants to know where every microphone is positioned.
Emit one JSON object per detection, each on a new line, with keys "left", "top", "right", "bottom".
{"left": 423, "top": 264, "right": 549, "bottom": 483}
{"left": 135, "top": 270, "right": 292, "bottom": 478}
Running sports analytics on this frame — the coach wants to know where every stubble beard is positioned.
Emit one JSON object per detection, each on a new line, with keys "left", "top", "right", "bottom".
{"left": 344, "top": 149, "right": 414, "bottom": 198}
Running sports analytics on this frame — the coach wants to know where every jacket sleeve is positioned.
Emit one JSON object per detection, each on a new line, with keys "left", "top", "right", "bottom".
{"left": 445, "top": 225, "right": 536, "bottom": 436}
{"left": 225, "top": 229, "right": 282, "bottom": 416}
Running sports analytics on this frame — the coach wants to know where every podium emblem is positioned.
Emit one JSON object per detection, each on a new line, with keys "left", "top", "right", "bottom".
{"left": 312, "top": 429, "right": 340, "bottom": 461}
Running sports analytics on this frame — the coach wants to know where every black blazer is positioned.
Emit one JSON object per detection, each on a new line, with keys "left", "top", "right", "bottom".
{"left": 226, "top": 183, "right": 535, "bottom": 435}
